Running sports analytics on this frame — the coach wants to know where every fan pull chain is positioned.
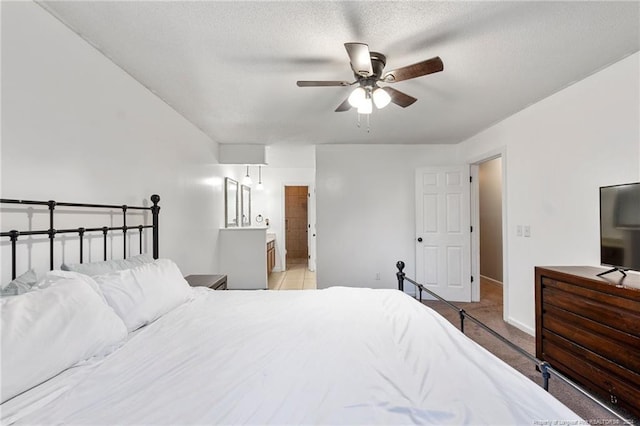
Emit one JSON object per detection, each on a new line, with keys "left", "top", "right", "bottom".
{"left": 355, "top": 113, "right": 371, "bottom": 132}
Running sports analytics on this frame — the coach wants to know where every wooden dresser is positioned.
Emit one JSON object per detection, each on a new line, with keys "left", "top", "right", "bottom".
{"left": 535, "top": 266, "right": 640, "bottom": 416}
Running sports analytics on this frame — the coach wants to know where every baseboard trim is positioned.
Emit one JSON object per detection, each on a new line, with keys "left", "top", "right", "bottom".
{"left": 480, "top": 275, "right": 503, "bottom": 287}
{"left": 507, "top": 316, "right": 535, "bottom": 337}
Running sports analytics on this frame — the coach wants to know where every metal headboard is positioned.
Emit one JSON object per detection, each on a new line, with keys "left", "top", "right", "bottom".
{"left": 1, "top": 194, "right": 160, "bottom": 280}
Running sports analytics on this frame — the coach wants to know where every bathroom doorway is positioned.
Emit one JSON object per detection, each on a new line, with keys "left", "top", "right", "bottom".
{"left": 284, "top": 186, "right": 308, "bottom": 268}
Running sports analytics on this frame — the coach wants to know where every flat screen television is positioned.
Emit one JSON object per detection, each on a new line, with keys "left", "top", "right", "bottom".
{"left": 599, "top": 182, "right": 640, "bottom": 276}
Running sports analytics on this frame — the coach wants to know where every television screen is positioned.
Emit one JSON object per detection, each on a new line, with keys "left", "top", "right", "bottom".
{"left": 600, "top": 182, "right": 640, "bottom": 272}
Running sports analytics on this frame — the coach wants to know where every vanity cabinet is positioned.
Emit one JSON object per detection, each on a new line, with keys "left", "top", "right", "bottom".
{"left": 220, "top": 228, "right": 268, "bottom": 290}
{"left": 267, "top": 240, "right": 276, "bottom": 274}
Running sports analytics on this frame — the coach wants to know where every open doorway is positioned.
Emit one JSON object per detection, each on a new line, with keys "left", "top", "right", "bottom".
{"left": 471, "top": 154, "right": 506, "bottom": 319}
{"left": 285, "top": 185, "right": 308, "bottom": 268}
{"left": 478, "top": 158, "right": 503, "bottom": 307}
{"left": 268, "top": 185, "right": 316, "bottom": 290}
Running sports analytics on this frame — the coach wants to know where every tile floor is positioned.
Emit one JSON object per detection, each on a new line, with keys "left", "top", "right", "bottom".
{"left": 268, "top": 258, "right": 316, "bottom": 290}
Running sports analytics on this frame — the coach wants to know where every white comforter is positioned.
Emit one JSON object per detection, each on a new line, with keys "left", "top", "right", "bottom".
{"left": 2, "top": 287, "right": 579, "bottom": 425}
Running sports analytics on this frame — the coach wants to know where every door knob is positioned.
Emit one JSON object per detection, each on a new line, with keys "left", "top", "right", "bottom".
{"left": 417, "top": 237, "right": 423, "bottom": 242}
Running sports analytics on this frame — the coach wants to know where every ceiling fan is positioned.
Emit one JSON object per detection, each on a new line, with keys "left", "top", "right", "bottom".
{"left": 296, "top": 42, "right": 444, "bottom": 114}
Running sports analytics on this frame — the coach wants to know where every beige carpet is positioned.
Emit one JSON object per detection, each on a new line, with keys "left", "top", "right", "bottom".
{"left": 421, "top": 279, "right": 638, "bottom": 424}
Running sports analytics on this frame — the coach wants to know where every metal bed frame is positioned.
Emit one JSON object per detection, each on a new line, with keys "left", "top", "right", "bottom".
{"left": 395, "top": 261, "right": 633, "bottom": 425}
{"left": 1, "top": 194, "right": 160, "bottom": 280}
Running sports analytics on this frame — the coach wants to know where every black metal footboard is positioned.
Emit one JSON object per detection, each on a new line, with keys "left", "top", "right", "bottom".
{"left": 395, "top": 260, "right": 632, "bottom": 425}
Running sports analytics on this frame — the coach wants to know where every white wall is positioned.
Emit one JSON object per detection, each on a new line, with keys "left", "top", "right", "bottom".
{"left": 1, "top": 2, "right": 223, "bottom": 281}
{"left": 458, "top": 52, "right": 640, "bottom": 333}
{"left": 315, "top": 144, "right": 458, "bottom": 289}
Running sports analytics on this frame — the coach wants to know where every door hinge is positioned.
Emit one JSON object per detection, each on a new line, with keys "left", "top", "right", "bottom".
{"left": 470, "top": 226, "right": 473, "bottom": 232}
{"left": 471, "top": 276, "right": 474, "bottom": 283}
{"left": 470, "top": 176, "right": 473, "bottom": 183}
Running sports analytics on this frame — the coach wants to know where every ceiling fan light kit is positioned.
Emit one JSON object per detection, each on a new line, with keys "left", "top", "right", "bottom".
{"left": 347, "top": 86, "right": 390, "bottom": 113}
{"left": 296, "top": 42, "right": 444, "bottom": 129}
{"left": 357, "top": 95, "right": 373, "bottom": 115}
{"left": 348, "top": 87, "right": 366, "bottom": 108}
{"left": 372, "top": 87, "right": 391, "bottom": 109}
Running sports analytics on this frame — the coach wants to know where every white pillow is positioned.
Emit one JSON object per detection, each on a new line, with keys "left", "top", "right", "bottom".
{"left": 92, "top": 259, "right": 191, "bottom": 332}
{"left": 35, "top": 270, "right": 109, "bottom": 304}
{"left": 61, "top": 253, "right": 154, "bottom": 276}
{"left": 1, "top": 270, "right": 38, "bottom": 297}
{"left": 0, "top": 276, "right": 127, "bottom": 403}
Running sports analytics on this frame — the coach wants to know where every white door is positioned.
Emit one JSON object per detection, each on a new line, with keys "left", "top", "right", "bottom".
{"left": 415, "top": 166, "right": 471, "bottom": 302}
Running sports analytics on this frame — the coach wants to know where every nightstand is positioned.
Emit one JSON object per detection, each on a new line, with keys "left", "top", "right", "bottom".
{"left": 184, "top": 274, "right": 227, "bottom": 290}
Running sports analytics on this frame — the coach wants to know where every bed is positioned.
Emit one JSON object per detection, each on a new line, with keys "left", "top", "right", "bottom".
{"left": 1, "top": 195, "right": 582, "bottom": 424}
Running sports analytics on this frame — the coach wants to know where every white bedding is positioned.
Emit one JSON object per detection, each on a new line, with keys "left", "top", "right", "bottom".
{"left": 2, "top": 287, "right": 580, "bottom": 425}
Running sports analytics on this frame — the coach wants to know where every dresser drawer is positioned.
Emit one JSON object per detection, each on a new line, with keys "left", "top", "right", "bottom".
{"left": 542, "top": 304, "right": 640, "bottom": 373}
{"left": 541, "top": 278, "right": 640, "bottom": 336}
{"left": 542, "top": 331, "right": 640, "bottom": 411}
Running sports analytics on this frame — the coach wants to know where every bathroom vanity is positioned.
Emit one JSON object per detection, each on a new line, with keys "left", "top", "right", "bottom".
{"left": 219, "top": 227, "right": 275, "bottom": 290}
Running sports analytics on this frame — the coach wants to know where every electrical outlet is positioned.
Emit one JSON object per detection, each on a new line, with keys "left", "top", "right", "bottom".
{"left": 524, "top": 226, "right": 531, "bottom": 237}
{"left": 375, "top": 272, "right": 381, "bottom": 280}
{"left": 517, "top": 225, "right": 522, "bottom": 237}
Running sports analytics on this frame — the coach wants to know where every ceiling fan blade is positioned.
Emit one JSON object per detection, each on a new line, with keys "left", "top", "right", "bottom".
{"left": 381, "top": 87, "right": 418, "bottom": 108}
{"left": 344, "top": 42, "right": 373, "bottom": 77}
{"left": 335, "top": 97, "right": 352, "bottom": 112}
{"left": 382, "top": 57, "right": 444, "bottom": 83}
{"left": 297, "top": 81, "right": 351, "bottom": 87}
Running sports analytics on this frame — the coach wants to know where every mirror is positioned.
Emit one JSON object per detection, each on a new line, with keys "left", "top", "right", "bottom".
{"left": 225, "top": 178, "right": 239, "bottom": 227}
{"left": 241, "top": 185, "right": 251, "bottom": 227}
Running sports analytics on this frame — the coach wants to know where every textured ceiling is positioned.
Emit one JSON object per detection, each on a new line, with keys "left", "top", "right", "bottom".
{"left": 39, "top": 1, "right": 639, "bottom": 146}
